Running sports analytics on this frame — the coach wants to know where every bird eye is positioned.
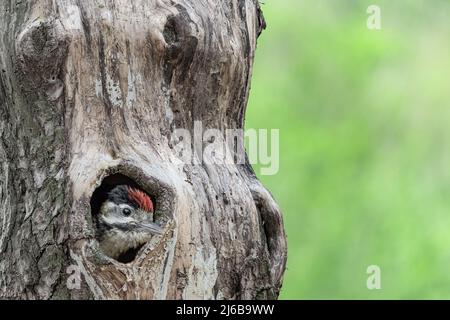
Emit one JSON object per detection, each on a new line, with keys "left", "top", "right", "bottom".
{"left": 122, "top": 208, "right": 132, "bottom": 216}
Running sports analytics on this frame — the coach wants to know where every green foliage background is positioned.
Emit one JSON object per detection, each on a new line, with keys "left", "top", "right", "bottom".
{"left": 246, "top": 0, "right": 450, "bottom": 299}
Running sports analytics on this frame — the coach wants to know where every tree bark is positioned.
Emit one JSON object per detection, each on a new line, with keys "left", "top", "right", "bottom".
{"left": 0, "top": 0, "right": 287, "bottom": 299}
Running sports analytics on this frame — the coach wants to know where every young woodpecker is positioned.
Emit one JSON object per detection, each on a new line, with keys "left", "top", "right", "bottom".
{"left": 96, "top": 185, "right": 163, "bottom": 260}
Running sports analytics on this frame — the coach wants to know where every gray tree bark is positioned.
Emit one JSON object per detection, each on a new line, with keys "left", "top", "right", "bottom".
{"left": 0, "top": 0, "right": 287, "bottom": 299}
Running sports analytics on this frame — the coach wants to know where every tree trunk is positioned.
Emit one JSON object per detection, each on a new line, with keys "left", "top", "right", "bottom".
{"left": 0, "top": 0, "right": 286, "bottom": 299}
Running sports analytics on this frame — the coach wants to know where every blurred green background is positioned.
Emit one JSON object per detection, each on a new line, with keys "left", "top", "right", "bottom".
{"left": 246, "top": 0, "right": 450, "bottom": 299}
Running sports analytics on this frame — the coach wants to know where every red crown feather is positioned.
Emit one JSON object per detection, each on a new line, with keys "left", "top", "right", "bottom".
{"left": 127, "top": 187, "right": 154, "bottom": 213}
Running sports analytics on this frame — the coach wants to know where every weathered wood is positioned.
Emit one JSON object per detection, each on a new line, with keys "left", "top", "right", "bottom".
{"left": 0, "top": 0, "right": 286, "bottom": 299}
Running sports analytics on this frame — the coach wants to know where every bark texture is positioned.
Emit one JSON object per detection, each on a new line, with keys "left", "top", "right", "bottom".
{"left": 0, "top": 0, "right": 287, "bottom": 299}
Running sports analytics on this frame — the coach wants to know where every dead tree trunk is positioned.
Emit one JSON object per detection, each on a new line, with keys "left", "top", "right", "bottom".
{"left": 0, "top": 0, "right": 286, "bottom": 299}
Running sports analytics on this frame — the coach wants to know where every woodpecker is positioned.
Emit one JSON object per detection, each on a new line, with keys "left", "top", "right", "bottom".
{"left": 96, "top": 185, "right": 163, "bottom": 260}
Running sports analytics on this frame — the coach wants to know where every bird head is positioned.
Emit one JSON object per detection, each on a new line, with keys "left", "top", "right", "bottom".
{"left": 96, "top": 185, "right": 163, "bottom": 260}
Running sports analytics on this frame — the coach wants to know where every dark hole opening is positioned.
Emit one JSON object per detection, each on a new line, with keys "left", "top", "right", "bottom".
{"left": 90, "top": 173, "right": 157, "bottom": 263}
{"left": 116, "top": 244, "right": 145, "bottom": 264}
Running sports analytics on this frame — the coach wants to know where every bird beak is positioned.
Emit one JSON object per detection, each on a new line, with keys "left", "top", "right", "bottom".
{"left": 137, "top": 221, "right": 163, "bottom": 236}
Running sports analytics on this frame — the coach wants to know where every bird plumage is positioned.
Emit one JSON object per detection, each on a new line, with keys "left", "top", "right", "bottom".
{"left": 96, "top": 185, "right": 162, "bottom": 261}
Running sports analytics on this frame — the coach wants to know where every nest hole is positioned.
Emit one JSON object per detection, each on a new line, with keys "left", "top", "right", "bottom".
{"left": 90, "top": 173, "right": 158, "bottom": 263}
{"left": 117, "top": 245, "right": 145, "bottom": 264}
